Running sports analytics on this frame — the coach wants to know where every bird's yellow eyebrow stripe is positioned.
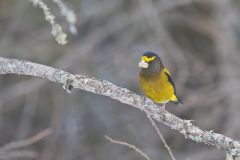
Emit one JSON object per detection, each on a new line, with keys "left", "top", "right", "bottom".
{"left": 141, "top": 56, "right": 156, "bottom": 62}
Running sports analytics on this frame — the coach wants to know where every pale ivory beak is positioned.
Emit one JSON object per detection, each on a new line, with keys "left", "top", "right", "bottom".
{"left": 138, "top": 60, "right": 148, "bottom": 68}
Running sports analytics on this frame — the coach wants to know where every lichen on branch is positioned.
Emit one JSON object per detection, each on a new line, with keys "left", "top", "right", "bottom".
{"left": 28, "top": 0, "right": 68, "bottom": 45}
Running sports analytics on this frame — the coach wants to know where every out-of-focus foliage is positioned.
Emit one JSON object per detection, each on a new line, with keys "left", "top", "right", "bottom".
{"left": 0, "top": 0, "right": 240, "bottom": 159}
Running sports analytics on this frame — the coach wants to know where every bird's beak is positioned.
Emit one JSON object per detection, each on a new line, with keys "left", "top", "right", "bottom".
{"left": 138, "top": 60, "right": 148, "bottom": 68}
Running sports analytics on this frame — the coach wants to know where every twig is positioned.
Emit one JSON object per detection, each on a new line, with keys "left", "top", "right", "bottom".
{"left": 0, "top": 150, "right": 38, "bottom": 159}
{"left": 0, "top": 57, "right": 240, "bottom": 157}
{"left": 0, "top": 128, "right": 51, "bottom": 160}
{"left": 105, "top": 135, "right": 151, "bottom": 160}
{"left": 0, "top": 128, "right": 52, "bottom": 153}
{"left": 28, "top": 0, "right": 67, "bottom": 45}
{"left": 146, "top": 113, "right": 176, "bottom": 160}
{"left": 52, "top": 0, "right": 77, "bottom": 35}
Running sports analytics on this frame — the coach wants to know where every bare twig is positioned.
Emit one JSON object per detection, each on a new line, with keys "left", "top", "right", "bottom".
{"left": 0, "top": 128, "right": 52, "bottom": 153}
{"left": 28, "top": 0, "right": 67, "bottom": 45}
{"left": 0, "top": 150, "right": 38, "bottom": 159}
{"left": 52, "top": 0, "right": 77, "bottom": 35}
{"left": 105, "top": 135, "right": 151, "bottom": 160}
{"left": 0, "top": 128, "right": 52, "bottom": 160}
{"left": 146, "top": 114, "right": 176, "bottom": 160}
{"left": 0, "top": 57, "right": 240, "bottom": 157}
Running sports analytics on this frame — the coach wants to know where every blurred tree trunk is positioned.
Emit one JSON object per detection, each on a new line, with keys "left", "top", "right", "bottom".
{"left": 213, "top": 0, "right": 240, "bottom": 137}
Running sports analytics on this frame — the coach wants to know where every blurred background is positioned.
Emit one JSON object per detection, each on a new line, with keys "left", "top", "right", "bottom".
{"left": 0, "top": 0, "right": 240, "bottom": 159}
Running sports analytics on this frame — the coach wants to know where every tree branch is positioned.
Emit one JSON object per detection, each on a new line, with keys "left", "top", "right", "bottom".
{"left": 0, "top": 57, "right": 240, "bottom": 156}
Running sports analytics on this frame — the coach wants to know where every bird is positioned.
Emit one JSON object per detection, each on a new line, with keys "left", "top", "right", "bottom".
{"left": 138, "top": 51, "right": 182, "bottom": 108}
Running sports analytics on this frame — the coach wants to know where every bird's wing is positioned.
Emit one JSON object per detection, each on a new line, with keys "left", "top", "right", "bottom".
{"left": 163, "top": 68, "right": 176, "bottom": 95}
{"left": 163, "top": 68, "right": 183, "bottom": 104}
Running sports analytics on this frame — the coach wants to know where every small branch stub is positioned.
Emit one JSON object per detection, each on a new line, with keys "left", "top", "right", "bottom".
{"left": 62, "top": 79, "right": 74, "bottom": 94}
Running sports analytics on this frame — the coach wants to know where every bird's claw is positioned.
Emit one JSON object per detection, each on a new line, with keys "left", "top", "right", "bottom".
{"left": 161, "top": 103, "right": 166, "bottom": 110}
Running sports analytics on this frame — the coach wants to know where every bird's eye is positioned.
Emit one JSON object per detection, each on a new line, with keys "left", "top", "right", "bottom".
{"left": 141, "top": 56, "right": 156, "bottom": 62}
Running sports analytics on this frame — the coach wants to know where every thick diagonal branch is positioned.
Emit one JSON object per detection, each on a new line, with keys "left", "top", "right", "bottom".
{"left": 0, "top": 57, "right": 240, "bottom": 156}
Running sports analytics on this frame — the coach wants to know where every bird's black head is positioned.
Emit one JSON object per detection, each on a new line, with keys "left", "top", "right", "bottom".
{"left": 138, "top": 52, "right": 163, "bottom": 76}
{"left": 142, "top": 52, "right": 158, "bottom": 58}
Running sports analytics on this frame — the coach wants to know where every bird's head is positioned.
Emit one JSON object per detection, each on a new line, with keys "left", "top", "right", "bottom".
{"left": 138, "top": 52, "right": 163, "bottom": 76}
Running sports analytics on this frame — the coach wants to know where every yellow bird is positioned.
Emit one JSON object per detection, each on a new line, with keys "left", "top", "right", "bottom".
{"left": 138, "top": 52, "right": 182, "bottom": 108}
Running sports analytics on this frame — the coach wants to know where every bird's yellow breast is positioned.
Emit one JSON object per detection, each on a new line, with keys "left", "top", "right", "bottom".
{"left": 139, "top": 68, "right": 175, "bottom": 103}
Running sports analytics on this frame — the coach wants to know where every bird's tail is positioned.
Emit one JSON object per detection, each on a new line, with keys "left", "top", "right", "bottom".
{"left": 171, "top": 95, "right": 183, "bottom": 105}
{"left": 176, "top": 96, "right": 183, "bottom": 105}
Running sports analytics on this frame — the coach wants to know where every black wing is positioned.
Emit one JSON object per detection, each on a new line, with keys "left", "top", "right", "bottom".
{"left": 164, "top": 72, "right": 176, "bottom": 95}
{"left": 164, "top": 72, "right": 183, "bottom": 104}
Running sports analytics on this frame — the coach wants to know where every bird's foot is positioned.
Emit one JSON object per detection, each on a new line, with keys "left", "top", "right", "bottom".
{"left": 161, "top": 103, "right": 166, "bottom": 110}
{"left": 185, "top": 119, "right": 195, "bottom": 123}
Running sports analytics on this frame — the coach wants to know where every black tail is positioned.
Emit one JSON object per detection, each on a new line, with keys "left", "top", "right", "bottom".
{"left": 177, "top": 97, "right": 183, "bottom": 104}
{"left": 172, "top": 97, "right": 183, "bottom": 105}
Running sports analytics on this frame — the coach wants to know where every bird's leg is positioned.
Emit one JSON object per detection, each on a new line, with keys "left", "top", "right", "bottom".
{"left": 161, "top": 103, "right": 166, "bottom": 110}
